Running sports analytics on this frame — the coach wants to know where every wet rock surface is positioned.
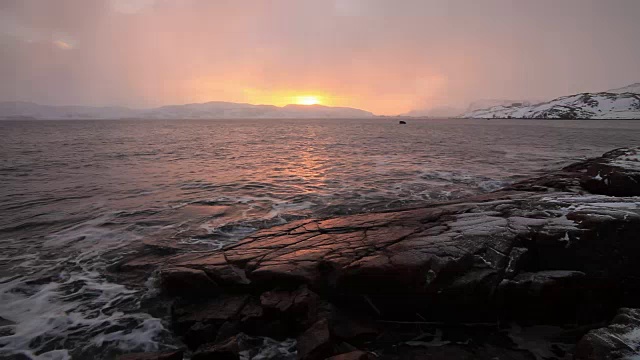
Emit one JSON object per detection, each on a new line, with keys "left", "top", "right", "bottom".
{"left": 579, "top": 148, "right": 640, "bottom": 197}
{"left": 575, "top": 308, "right": 640, "bottom": 360}
{"left": 116, "top": 148, "right": 640, "bottom": 359}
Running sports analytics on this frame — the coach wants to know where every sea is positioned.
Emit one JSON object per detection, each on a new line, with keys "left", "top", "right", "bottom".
{"left": 1, "top": 118, "right": 639, "bottom": 359}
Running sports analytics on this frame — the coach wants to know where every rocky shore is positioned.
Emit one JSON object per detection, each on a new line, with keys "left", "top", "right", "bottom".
{"left": 115, "top": 148, "right": 640, "bottom": 360}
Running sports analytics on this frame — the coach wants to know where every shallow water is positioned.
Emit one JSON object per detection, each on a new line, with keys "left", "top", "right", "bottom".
{"left": 1, "top": 118, "right": 639, "bottom": 358}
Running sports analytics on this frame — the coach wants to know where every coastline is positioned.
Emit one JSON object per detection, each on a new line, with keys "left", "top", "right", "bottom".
{"left": 115, "top": 147, "right": 640, "bottom": 360}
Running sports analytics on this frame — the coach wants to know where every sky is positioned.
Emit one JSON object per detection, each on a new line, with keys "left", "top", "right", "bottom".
{"left": 1, "top": 0, "right": 640, "bottom": 115}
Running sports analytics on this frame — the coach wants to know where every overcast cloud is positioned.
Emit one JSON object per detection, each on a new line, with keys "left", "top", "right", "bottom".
{"left": 1, "top": 0, "right": 639, "bottom": 115}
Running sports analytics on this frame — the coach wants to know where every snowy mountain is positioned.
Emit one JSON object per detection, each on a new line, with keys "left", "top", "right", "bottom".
{"left": 464, "top": 99, "right": 532, "bottom": 113}
{"left": 0, "top": 101, "right": 136, "bottom": 120}
{"left": 0, "top": 101, "right": 374, "bottom": 120}
{"left": 461, "top": 85, "right": 640, "bottom": 119}
{"left": 607, "top": 83, "right": 640, "bottom": 94}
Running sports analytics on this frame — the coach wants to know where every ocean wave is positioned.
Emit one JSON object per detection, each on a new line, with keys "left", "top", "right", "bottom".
{"left": 0, "top": 214, "right": 178, "bottom": 359}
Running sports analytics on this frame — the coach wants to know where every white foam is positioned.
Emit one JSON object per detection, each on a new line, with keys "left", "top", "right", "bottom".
{"left": 0, "top": 214, "right": 175, "bottom": 359}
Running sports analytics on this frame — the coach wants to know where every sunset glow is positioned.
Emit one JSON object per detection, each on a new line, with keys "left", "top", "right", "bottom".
{"left": 2, "top": 1, "right": 640, "bottom": 116}
{"left": 2, "top": 2, "right": 640, "bottom": 358}
{"left": 295, "top": 96, "right": 321, "bottom": 106}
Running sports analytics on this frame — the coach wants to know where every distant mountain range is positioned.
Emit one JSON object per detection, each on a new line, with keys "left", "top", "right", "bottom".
{"left": 0, "top": 101, "right": 374, "bottom": 120}
{"left": 460, "top": 83, "right": 640, "bottom": 119}
{"left": 4, "top": 83, "right": 640, "bottom": 120}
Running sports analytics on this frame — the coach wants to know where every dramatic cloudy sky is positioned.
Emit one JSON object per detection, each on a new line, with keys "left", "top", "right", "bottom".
{"left": 2, "top": 0, "right": 640, "bottom": 115}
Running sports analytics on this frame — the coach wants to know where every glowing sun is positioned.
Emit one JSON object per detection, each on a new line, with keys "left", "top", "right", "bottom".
{"left": 295, "top": 96, "right": 321, "bottom": 105}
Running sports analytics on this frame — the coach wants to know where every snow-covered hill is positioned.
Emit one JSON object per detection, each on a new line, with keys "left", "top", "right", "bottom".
{"left": 461, "top": 86, "right": 640, "bottom": 119}
{"left": 0, "top": 101, "right": 374, "bottom": 120}
{"left": 0, "top": 101, "right": 136, "bottom": 120}
{"left": 607, "top": 83, "right": 640, "bottom": 94}
{"left": 464, "top": 99, "right": 531, "bottom": 113}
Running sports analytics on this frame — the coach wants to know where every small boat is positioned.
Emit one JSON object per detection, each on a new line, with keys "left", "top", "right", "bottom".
{"left": 399, "top": 120, "right": 407, "bottom": 124}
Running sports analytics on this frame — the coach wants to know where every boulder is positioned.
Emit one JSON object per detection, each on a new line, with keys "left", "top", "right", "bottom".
{"left": 575, "top": 308, "right": 640, "bottom": 360}
{"left": 579, "top": 148, "right": 640, "bottom": 197}
{"left": 296, "top": 319, "right": 333, "bottom": 360}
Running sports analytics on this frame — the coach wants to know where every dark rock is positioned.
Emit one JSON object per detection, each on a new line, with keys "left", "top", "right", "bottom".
{"left": 579, "top": 148, "right": 640, "bottom": 197}
{"left": 330, "top": 310, "right": 379, "bottom": 343}
{"left": 173, "top": 293, "right": 250, "bottom": 338}
{"left": 265, "top": 285, "right": 318, "bottom": 312}
{"left": 160, "top": 266, "right": 219, "bottom": 297}
{"left": 260, "top": 289, "right": 296, "bottom": 312}
{"left": 498, "top": 270, "right": 587, "bottom": 324}
{"left": 258, "top": 285, "right": 321, "bottom": 334}
{"left": 116, "top": 350, "right": 183, "bottom": 360}
{"left": 296, "top": 319, "right": 333, "bottom": 360}
{"left": 215, "top": 321, "right": 242, "bottom": 343}
{"left": 236, "top": 297, "right": 265, "bottom": 334}
{"left": 158, "top": 178, "right": 638, "bottom": 324}
{"left": 116, "top": 147, "right": 640, "bottom": 360}
{"left": 381, "top": 344, "right": 537, "bottom": 360}
{"left": 575, "top": 308, "right": 640, "bottom": 360}
{"left": 332, "top": 342, "right": 359, "bottom": 354}
{"left": 0, "top": 327, "right": 14, "bottom": 337}
{"left": 183, "top": 321, "right": 218, "bottom": 350}
{"left": 192, "top": 334, "right": 244, "bottom": 360}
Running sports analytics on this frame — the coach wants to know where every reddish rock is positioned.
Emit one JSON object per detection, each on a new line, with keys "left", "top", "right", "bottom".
{"left": 115, "top": 148, "right": 640, "bottom": 360}
{"left": 169, "top": 253, "right": 251, "bottom": 287}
